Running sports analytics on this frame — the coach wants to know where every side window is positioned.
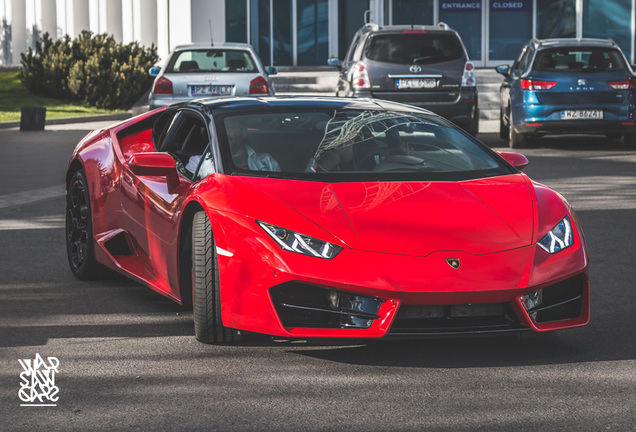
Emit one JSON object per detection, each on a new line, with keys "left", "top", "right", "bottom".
{"left": 155, "top": 111, "right": 211, "bottom": 181}
{"left": 152, "top": 110, "right": 179, "bottom": 151}
{"left": 194, "top": 120, "right": 217, "bottom": 181}
{"left": 344, "top": 33, "right": 361, "bottom": 65}
{"left": 514, "top": 47, "right": 534, "bottom": 76}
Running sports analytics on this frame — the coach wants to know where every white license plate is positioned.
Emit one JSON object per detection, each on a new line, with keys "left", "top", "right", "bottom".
{"left": 560, "top": 110, "right": 603, "bottom": 120}
{"left": 396, "top": 79, "right": 438, "bottom": 89}
{"left": 190, "top": 85, "right": 233, "bottom": 96}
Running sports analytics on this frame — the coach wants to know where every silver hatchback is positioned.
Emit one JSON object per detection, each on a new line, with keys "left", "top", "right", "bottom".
{"left": 148, "top": 43, "right": 276, "bottom": 109}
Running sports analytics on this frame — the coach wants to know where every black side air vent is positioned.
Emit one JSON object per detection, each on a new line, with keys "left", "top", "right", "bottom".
{"left": 104, "top": 232, "right": 133, "bottom": 256}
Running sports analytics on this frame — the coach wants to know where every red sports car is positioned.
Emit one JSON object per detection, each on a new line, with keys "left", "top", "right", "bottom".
{"left": 66, "top": 97, "right": 589, "bottom": 344}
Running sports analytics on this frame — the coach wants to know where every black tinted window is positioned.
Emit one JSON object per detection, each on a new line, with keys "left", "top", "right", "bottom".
{"left": 365, "top": 33, "right": 463, "bottom": 65}
{"left": 533, "top": 48, "right": 627, "bottom": 73}
{"left": 514, "top": 47, "right": 531, "bottom": 75}
{"left": 215, "top": 108, "right": 511, "bottom": 182}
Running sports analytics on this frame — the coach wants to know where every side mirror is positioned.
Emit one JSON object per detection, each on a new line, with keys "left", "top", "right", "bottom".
{"left": 149, "top": 67, "right": 161, "bottom": 77}
{"left": 631, "top": 64, "right": 636, "bottom": 72}
{"left": 129, "top": 152, "right": 180, "bottom": 192}
{"left": 497, "top": 151, "right": 529, "bottom": 170}
{"left": 495, "top": 64, "right": 510, "bottom": 77}
{"left": 328, "top": 57, "right": 342, "bottom": 69}
{"left": 267, "top": 66, "right": 278, "bottom": 75}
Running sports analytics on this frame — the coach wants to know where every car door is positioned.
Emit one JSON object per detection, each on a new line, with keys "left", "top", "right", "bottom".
{"left": 122, "top": 109, "right": 212, "bottom": 297}
{"left": 502, "top": 45, "right": 533, "bottom": 126}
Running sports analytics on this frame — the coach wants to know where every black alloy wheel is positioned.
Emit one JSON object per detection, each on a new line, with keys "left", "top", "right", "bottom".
{"left": 65, "top": 170, "right": 104, "bottom": 279}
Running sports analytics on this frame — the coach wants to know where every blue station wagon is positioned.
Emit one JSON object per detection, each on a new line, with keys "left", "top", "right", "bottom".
{"left": 497, "top": 38, "right": 636, "bottom": 148}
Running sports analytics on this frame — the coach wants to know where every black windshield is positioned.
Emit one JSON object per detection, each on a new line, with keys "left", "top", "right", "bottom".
{"left": 213, "top": 107, "right": 513, "bottom": 182}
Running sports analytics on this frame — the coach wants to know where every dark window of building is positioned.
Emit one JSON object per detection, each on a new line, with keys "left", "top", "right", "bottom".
{"left": 226, "top": 0, "right": 247, "bottom": 43}
{"left": 439, "top": 0, "right": 482, "bottom": 61}
{"left": 297, "top": 0, "right": 329, "bottom": 66}
{"left": 583, "top": 0, "right": 631, "bottom": 61}
{"left": 338, "top": 0, "right": 368, "bottom": 60}
{"left": 249, "top": 0, "right": 271, "bottom": 65}
{"left": 391, "top": 0, "right": 434, "bottom": 26}
{"left": 489, "top": 0, "right": 532, "bottom": 61}
{"left": 273, "top": 0, "right": 293, "bottom": 65}
{"left": 537, "top": 0, "right": 575, "bottom": 39}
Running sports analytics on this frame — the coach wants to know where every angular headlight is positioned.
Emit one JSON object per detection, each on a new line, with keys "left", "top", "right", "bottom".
{"left": 538, "top": 216, "right": 573, "bottom": 254}
{"left": 258, "top": 221, "right": 343, "bottom": 259}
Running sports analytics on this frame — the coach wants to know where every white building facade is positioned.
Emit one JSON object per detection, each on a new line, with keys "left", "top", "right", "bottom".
{"left": 2, "top": 0, "right": 636, "bottom": 68}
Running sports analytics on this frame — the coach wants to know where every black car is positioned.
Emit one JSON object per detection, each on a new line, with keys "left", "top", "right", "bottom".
{"left": 329, "top": 23, "right": 479, "bottom": 136}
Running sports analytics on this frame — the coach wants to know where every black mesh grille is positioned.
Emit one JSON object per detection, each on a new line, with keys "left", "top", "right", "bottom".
{"left": 389, "top": 302, "right": 522, "bottom": 335}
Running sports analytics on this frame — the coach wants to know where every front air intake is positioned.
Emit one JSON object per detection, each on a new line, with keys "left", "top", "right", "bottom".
{"left": 270, "top": 282, "right": 383, "bottom": 329}
{"left": 525, "top": 274, "right": 585, "bottom": 323}
{"left": 389, "top": 302, "right": 522, "bottom": 335}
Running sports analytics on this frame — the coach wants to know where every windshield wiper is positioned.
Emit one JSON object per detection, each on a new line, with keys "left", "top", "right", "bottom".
{"left": 412, "top": 55, "right": 443, "bottom": 63}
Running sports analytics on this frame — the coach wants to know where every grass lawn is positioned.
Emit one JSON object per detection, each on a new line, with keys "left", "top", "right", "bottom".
{"left": 0, "top": 70, "right": 126, "bottom": 123}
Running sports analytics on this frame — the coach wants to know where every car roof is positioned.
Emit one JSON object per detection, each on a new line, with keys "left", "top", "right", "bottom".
{"left": 533, "top": 38, "right": 618, "bottom": 49}
{"left": 359, "top": 22, "right": 457, "bottom": 35}
{"left": 194, "top": 96, "right": 431, "bottom": 114}
{"left": 172, "top": 42, "right": 255, "bottom": 52}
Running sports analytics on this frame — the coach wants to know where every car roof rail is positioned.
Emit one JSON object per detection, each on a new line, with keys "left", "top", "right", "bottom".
{"left": 364, "top": 22, "right": 379, "bottom": 31}
{"left": 437, "top": 22, "right": 450, "bottom": 30}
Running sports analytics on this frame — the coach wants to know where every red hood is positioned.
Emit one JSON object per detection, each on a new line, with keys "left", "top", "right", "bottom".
{"left": 233, "top": 174, "right": 535, "bottom": 256}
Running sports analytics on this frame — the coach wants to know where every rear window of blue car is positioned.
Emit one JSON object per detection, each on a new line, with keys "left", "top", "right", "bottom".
{"left": 532, "top": 48, "right": 627, "bottom": 73}
{"left": 167, "top": 49, "right": 258, "bottom": 73}
{"left": 365, "top": 33, "right": 463, "bottom": 65}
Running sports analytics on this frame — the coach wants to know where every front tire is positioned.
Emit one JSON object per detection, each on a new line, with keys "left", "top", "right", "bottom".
{"left": 192, "top": 211, "right": 240, "bottom": 344}
{"left": 65, "top": 169, "right": 105, "bottom": 280}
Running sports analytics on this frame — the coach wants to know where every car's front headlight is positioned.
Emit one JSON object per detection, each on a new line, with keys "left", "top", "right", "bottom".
{"left": 258, "top": 221, "right": 343, "bottom": 259}
{"left": 538, "top": 215, "right": 573, "bottom": 254}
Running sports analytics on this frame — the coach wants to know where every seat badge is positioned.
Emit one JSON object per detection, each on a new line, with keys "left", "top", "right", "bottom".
{"left": 446, "top": 258, "right": 460, "bottom": 269}
{"left": 410, "top": 65, "right": 422, "bottom": 73}
{"left": 578, "top": 79, "right": 586, "bottom": 86}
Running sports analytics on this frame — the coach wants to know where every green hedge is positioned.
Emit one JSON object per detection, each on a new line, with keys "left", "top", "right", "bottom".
{"left": 20, "top": 31, "right": 159, "bottom": 110}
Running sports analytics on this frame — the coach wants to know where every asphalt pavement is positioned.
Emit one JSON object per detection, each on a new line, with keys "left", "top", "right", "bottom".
{"left": 0, "top": 123, "right": 634, "bottom": 431}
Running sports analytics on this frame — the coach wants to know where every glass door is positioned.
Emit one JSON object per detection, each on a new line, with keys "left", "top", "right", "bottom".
{"left": 439, "top": 0, "right": 483, "bottom": 65}
{"left": 487, "top": 0, "right": 533, "bottom": 65}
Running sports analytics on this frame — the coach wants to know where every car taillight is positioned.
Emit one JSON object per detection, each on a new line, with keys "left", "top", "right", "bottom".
{"left": 461, "top": 61, "right": 476, "bottom": 87}
{"left": 607, "top": 78, "right": 636, "bottom": 89}
{"left": 351, "top": 62, "right": 370, "bottom": 89}
{"left": 520, "top": 79, "right": 557, "bottom": 90}
{"left": 153, "top": 76, "right": 173, "bottom": 94}
{"left": 249, "top": 75, "right": 269, "bottom": 94}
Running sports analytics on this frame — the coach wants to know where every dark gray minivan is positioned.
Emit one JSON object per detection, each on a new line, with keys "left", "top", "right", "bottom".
{"left": 329, "top": 23, "right": 479, "bottom": 136}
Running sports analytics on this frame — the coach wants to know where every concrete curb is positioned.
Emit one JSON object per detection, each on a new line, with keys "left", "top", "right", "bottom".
{"left": 0, "top": 112, "right": 133, "bottom": 130}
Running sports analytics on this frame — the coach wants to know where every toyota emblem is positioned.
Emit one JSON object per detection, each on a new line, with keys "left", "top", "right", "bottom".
{"left": 410, "top": 65, "right": 422, "bottom": 73}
